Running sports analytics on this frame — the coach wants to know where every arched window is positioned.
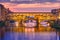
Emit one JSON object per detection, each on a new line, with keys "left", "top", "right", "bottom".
{"left": 9, "top": 20, "right": 15, "bottom": 23}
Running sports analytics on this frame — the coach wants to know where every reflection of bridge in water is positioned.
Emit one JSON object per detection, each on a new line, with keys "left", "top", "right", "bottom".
{"left": 0, "top": 26, "right": 58, "bottom": 40}
{"left": 3, "top": 32, "right": 57, "bottom": 40}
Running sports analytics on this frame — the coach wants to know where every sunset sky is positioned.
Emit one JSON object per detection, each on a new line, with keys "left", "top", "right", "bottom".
{"left": 0, "top": 0, "right": 60, "bottom": 12}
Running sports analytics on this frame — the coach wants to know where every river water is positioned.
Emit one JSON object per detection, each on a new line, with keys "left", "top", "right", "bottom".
{"left": 3, "top": 32, "right": 57, "bottom": 40}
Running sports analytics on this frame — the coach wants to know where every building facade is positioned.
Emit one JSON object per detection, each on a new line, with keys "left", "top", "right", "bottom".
{"left": 0, "top": 4, "right": 9, "bottom": 21}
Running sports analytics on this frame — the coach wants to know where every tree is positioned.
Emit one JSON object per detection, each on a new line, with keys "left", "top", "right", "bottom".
{"left": 48, "top": 20, "right": 60, "bottom": 30}
{"left": 0, "top": 21, "right": 5, "bottom": 27}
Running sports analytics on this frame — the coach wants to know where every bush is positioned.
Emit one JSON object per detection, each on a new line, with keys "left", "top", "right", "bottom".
{"left": 48, "top": 20, "right": 60, "bottom": 30}
{"left": 0, "top": 21, "right": 5, "bottom": 28}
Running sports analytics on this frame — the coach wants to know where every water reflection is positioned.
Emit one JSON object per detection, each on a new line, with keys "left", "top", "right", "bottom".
{"left": 3, "top": 32, "right": 57, "bottom": 40}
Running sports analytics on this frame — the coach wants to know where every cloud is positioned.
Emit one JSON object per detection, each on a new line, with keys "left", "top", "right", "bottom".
{"left": 0, "top": 2, "right": 60, "bottom": 12}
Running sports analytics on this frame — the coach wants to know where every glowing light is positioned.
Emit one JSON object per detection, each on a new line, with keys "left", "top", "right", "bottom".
{"left": 15, "top": 22, "right": 19, "bottom": 27}
{"left": 25, "top": 28, "right": 35, "bottom": 32}
{"left": 58, "top": 16, "right": 60, "bottom": 19}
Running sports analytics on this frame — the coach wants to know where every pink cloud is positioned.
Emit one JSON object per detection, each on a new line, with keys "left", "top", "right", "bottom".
{"left": 0, "top": 2, "right": 60, "bottom": 12}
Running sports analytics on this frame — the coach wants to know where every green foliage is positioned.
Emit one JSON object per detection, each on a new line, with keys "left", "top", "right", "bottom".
{"left": 49, "top": 20, "right": 60, "bottom": 30}
{"left": 0, "top": 21, "right": 5, "bottom": 27}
